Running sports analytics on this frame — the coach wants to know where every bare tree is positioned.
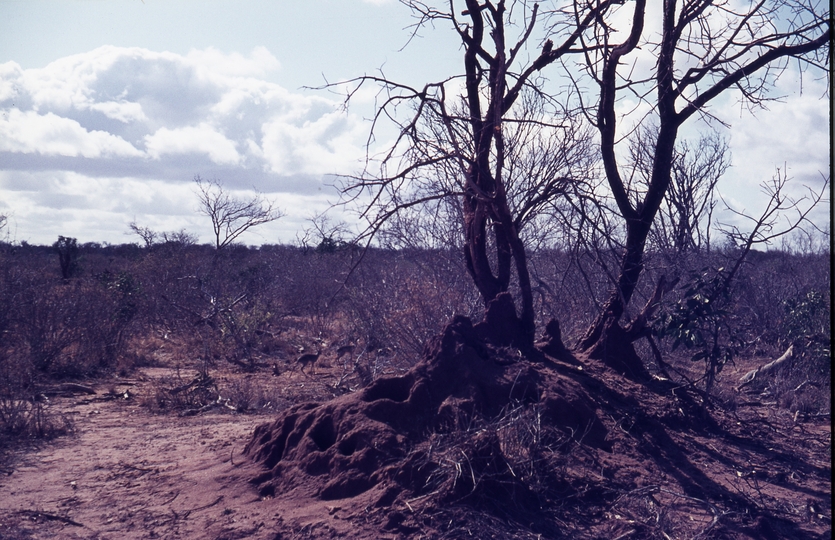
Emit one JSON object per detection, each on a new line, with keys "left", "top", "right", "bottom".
{"left": 129, "top": 222, "right": 198, "bottom": 248}
{"left": 656, "top": 168, "right": 828, "bottom": 395}
{"left": 575, "top": 0, "right": 830, "bottom": 366}
{"left": 194, "top": 176, "right": 284, "bottom": 250}
{"left": 128, "top": 222, "right": 158, "bottom": 248}
{"left": 160, "top": 229, "right": 198, "bottom": 246}
{"left": 0, "top": 214, "right": 8, "bottom": 245}
{"left": 337, "top": 0, "right": 612, "bottom": 347}
{"left": 298, "top": 214, "right": 353, "bottom": 253}
{"left": 717, "top": 168, "right": 829, "bottom": 284}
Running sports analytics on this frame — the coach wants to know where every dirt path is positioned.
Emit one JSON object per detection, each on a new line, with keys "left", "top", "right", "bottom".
{"left": 0, "top": 375, "right": 278, "bottom": 540}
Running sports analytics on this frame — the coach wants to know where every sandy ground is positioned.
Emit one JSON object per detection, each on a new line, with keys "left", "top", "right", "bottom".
{"left": 0, "top": 373, "right": 281, "bottom": 540}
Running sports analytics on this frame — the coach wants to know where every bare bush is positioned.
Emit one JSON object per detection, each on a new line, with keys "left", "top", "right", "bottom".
{"left": 344, "top": 249, "right": 481, "bottom": 373}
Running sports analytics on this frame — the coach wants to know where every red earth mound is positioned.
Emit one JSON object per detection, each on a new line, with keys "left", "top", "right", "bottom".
{"left": 245, "top": 295, "right": 609, "bottom": 535}
{"left": 245, "top": 294, "right": 831, "bottom": 539}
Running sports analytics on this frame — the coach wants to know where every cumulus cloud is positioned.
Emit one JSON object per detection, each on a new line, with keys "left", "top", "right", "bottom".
{"left": 0, "top": 46, "right": 368, "bottom": 244}
{"left": 708, "top": 73, "right": 830, "bottom": 237}
{"left": 0, "top": 45, "right": 365, "bottom": 180}
{"left": 261, "top": 109, "right": 367, "bottom": 176}
{"left": 727, "top": 88, "right": 828, "bottom": 185}
{"left": 88, "top": 100, "right": 147, "bottom": 123}
{"left": 1, "top": 41, "right": 825, "bottom": 246}
{"left": 145, "top": 123, "right": 241, "bottom": 165}
{"left": 0, "top": 108, "right": 143, "bottom": 157}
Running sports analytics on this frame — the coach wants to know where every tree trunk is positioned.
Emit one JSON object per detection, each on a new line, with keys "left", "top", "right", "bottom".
{"left": 577, "top": 218, "right": 651, "bottom": 379}
{"left": 579, "top": 114, "right": 678, "bottom": 377}
{"left": 462, "top": 167, "right": 536, "bottom": 350}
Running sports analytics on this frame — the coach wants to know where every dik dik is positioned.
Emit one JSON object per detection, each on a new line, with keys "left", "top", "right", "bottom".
{"left": 295, "top": 349, "right": 320, "bottom": 374}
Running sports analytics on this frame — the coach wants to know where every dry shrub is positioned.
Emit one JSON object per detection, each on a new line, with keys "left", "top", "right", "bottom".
{"left": 740, "top": 289, "right": 831, "bottom": 416}
{"left": 404, "top": 402, "right": 573, "bottom": 515}
{"left": 220, "top": 377, "right": 288, "bottom": 413}
{"left": 14, "top": 279, "right": 77, "bottom": 373}
{"left": 5, "top": 271, "right": 139, "bottom": 378}
{"left": 769, "top": 363, "right": 831, "bottom": 418}
{"left": 142, "top": 368, "right": 220, "bottom": 413}
{"left": 141, "top": 364, "right": 288, "bottom": 415}
{"left": 344, "top": 250, "right": 480, "bottom": 374}
{"left": 0, "top": 354, "right": 74, "bottom": 441}
{"left": 0, "top": 398, "right": 74, "bottom": 440}
{"left": 0, "top": 349, "right": 74, "bottom": 440}
{"left": 602, "top": 486, "right": 725, "bottom": 540}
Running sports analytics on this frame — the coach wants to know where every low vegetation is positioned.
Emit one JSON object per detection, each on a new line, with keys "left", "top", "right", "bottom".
{"left": 0, "top": 235, "right": 827, "bottom": 426}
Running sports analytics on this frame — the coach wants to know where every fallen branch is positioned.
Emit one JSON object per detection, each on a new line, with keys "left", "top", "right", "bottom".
{"left": 655, "top": 488, "right": 730, "bottom": 540}
{"left": 179, "top": 402, "right": 218, "bottom": 417}
{"left": 39, "top": 383, "right": 97, "bottom": 397}
{"left": 179, "top": 396, "right": 236, "bottom": 417}
{"left": 169, "top": 374, "right": 214, "bottom": 395}
{"left": 59, "top": 383, "right": 96, "bottom": 394}
{"left": 187, "top": 495, "right": 224, "bottom": 513}
{"left": 737, "top": 345, "right": 793, "bottom": 389}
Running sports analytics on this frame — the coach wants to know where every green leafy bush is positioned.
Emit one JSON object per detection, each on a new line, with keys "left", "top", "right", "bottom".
{"left": 654, "top": 267, "right": 741, "bottom": 395}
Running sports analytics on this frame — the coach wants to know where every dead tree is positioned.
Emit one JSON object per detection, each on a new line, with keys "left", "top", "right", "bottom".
{"left": 575, "top": 0, "right": 830, "bottom": 366}
{"left": 336, "top": 0, "right": 613, "bottom": 348}
{"left": 128, "top": 222, "right": 158, "bottom": 248}
{"left": 194, "top": 176, "right": 284, "bottom": 250}
{"left": 627, "top": 128, "right": 730, "bottom": 256}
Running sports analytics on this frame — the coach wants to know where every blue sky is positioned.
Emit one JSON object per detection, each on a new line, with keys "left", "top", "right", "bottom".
{"left": 0, "top": 0, "right": 829, "bottom": 246}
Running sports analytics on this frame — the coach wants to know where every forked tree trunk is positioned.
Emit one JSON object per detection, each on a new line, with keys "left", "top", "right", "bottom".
{"left": 578, "top": 218, "right": 653, "bottom": 380}
{"left": 579, "top": 0, "right": 679, "bottom": 373}
{"left": 577, "top": 0, "right": 828, "bottom": 379}
{"left": 462, "top": 168, "right": 536, "bottom": 349}
{"left": 579, "top": 120, "right": 678, "bottom": 378}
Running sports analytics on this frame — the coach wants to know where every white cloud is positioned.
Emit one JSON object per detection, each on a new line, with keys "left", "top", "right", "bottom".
{"left": 88, "top": 100, "right": 147, "bottom": 123}
{"left": 0, "top": 62, "right": 24, "bottom": 102}
{"left": 145, "top": 123, "right": 241, "bottom": 165}
{"left": 0, "top": 45, "right": 364, "bottom": 174}
{"left": 18, "top": 46, "right": 124, "bottom": 112}
{"left": 186, "top": 46, "right": 281, "bottom": 80}
{"left": 730, "top": 91, "right": 828, "bottom": 180}
{"left": 0, "top": 168, "right": 352, "bottom": 246}
{"left": 718, "top": 75, "right": 829, "bottom": 187}
{"left": 708, "top": 73, "right": 830, "bottom": 238}
{"left": 0, "top": 45, "right": 370, "bottom": 244}
{"left": 0, "top": 108, "right": 143, "bottom": 157}
{"left": 0, "top": 170, "right": 202, "bottom": 242}
{"left": 261, "top": 109, "right": 365, "bottom": 176}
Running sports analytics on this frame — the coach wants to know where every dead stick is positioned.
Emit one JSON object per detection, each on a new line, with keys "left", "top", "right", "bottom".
{"left": 187, "top": 495, "right": 224, "bottom": 513}
{"left": 19, "top": 510, "right": 83, "bottom": 527}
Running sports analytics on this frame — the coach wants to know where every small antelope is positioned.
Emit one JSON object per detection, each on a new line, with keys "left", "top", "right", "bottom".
{"left": 335, "top": 344, "right": 356, "bottom": 359}
{"left": 296, "top": 349, "right": 320, "bottom": 374}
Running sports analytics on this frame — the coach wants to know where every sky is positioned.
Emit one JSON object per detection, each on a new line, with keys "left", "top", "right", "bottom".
{"left": 0, "top": 0, "right": 829, "bottom": 247}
